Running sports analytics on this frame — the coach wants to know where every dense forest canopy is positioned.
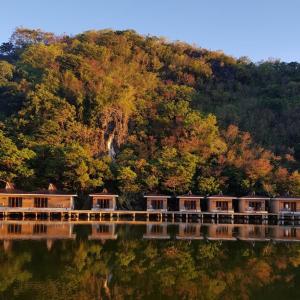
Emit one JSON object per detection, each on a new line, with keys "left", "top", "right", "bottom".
{"left": 1, "top": 28, "right": 300, "bottom": 207}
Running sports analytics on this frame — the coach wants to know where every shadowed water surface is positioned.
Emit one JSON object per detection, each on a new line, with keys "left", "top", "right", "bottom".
{"left": 0, "top": 222, "right": 300, "bottom": 300}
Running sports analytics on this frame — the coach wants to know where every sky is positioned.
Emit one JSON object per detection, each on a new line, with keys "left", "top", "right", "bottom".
{"left": 0, "top": 0, "right": 299, "bottom": 62}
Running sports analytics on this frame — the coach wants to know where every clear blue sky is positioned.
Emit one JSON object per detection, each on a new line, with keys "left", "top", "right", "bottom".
{"left": 1, "top": 0, "right": 299, "bottom": 62}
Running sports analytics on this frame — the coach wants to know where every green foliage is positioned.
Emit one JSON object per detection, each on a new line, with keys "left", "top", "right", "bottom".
{"left": 0, "top": 129, "right": 35, "bottom": 182}
{"left": 31, "top": 144, "right": 111, "bottom": 192}
{"left": 0, "top": 61, "right": 14, "bottom": 82}
{"left": 198, "top": 176, "right": 221, "bottom": 195}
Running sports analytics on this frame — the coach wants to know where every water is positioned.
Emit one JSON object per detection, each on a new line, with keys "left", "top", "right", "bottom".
{"left": 0, "top": 221, "right": 300, "bottom": 300}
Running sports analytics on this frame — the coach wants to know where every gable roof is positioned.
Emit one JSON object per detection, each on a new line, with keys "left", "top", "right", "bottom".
{"left": 177, "top": 194, "right": 204, "bottom": 199}
{"left": 272, "top": 196, "right": 300, "bottom": 201}
{"left": 207, "top": 194, "right": 235, "bottom": 199}
{"left": 144, "top": 194, "right": 171, "bottom": 198}
{"left": 89, "top": 192, "right": 118, "bottom": 197}
{"left": 239, "top": 195, "right": 270, "bottom": 200}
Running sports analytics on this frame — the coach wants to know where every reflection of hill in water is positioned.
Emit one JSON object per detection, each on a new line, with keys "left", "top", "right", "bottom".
{"left": 1, "top": 223, "right": 300, "bottom": 299}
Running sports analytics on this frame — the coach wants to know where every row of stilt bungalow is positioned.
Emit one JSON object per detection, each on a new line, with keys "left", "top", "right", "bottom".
{"left": 144, "top": 193, "right": 300, "bottom": 214}
{"left": 1, "top": 222, "right": 300, "bottom": 249}
{"left": 1, "top": 182, "right": 300, "bottom": 215}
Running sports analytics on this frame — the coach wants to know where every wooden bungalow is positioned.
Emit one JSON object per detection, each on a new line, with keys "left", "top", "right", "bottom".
{"left": 90, "top": 190, "right": 118, "bottom": 211}
{"left": 270, "top": 197, "right": 300, "bottom": 214}
{"left": 238, "top": 196, "right": 269, "bottom": 214}
{"left": 88, "top": 223, "right": 117, "bottom": 240}
{"left": 143, "top": 223, "right": 170, "bottom": 239}
{"left": 177, "top": 193, "right": 203, "bottom": 212}
{"left": 144, "top": 194, "right": 170, "bottom": 212}
{"left": 236, "top": 224, "right": 270, "bottom": 241}
{"left": 207, "top": 195, "right": 235, "bottom": 213}
{"left": 0, "top": 183, "right": 76, "bottom": 209}
{"left": 176, "top": 223, "right": 203, "bottom": 240}
{"left": 0, "top": 221, "right": 75, "bottom": 251}
{"left": 271, "top": 226, "right": 300, "bottom": 242}
{"left": 206, "top": 224, "right": 236, "bottom": 241}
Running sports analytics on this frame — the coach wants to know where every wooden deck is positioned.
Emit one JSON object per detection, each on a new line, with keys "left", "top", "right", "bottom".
{"left": 0, "top": 208, "right": 299, "bottom": 223}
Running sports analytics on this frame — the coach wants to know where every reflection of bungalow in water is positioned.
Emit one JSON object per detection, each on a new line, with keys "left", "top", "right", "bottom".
{"left": 207, "top": 195, "right": 235, "bottom": 213}
{"left": 236, "top": 225, "right": 270, "bottom": 241}
{"left": 177, "top": 194, "right": 203, "bottom": 212}
{"left": 90, "top": 190, "right": 118, "bottom": 210}
{"left": 270, "top": 197, "right": 300, "bottom": 214}
{"left": 271, "top": 226, "right": 300, "bottom": 242}
{"left": 88, "top": 223, "right": 117, "bottom": 240}
{"left": 206, "top": 224, "right": 236, "bottom": 241}
{"left": 176, "top": 223, "right": 203, "bottom": 240}
{"left": 0, "top": 183, "right": 76, "bottom": 209}
{"left": 144, "top": 195, "right": 170, "bottom": 212}
{"left": 143, "top": 223, "right": 170, "bottom": 239}
{"left": 0, "top": 222, "right": 75, "bottom": 251}
{"left": 238, "top": 196, "right": 269, "bottom": 214}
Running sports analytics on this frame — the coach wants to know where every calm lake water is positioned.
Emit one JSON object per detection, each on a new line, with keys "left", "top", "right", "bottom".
{"left": 0, "top": 221, "right": 300, "bottom": 300}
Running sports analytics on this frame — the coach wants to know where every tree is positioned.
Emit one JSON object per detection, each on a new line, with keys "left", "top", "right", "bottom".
{"left": 31, "top": 144, "right": 112, "bottom": 192}
{"left": 197, "top": 176, "right": 221, "bottom": 195}
{"left": 0, "top": 130, "right": 35, "bottom": 183}
{"left": 0, "top": 61, "right": 14, "bottom": 82}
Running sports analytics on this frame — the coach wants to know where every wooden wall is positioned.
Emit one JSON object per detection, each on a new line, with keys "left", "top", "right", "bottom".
{"left": 178, "top": 198, "right": 201, "bottom": 211}
{"left": 207, "top": 198, "right": 233, "bottom": 212}
{"left": 91, "top": 196, "right": 117, "bottom": 209}
{"left": 0, "top": 195, "right": 73, "bottom": 209}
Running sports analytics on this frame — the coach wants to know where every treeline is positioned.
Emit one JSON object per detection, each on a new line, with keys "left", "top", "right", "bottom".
{"left": 0, "top": 28, "right": 300, "bottom": 207}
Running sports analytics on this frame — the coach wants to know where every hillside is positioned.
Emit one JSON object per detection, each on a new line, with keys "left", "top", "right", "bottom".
{"left": 0, "top": 28, "right": 300, "bottom": 207}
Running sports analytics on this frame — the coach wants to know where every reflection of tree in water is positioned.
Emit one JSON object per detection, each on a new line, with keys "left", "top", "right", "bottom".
{"left": 0, "top": 249, "right": 31, "bottom": 296}
{"left": 2, "top": 240, "right": 300, "bottom": 300}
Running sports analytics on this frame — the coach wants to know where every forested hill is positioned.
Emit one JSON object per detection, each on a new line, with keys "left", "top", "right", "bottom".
{"left": 0, "top": 28, "right": 300, "bottom": 206}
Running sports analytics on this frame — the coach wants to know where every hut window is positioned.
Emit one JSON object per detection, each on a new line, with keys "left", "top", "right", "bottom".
{"left": 283, "top": 202, "right": 296, "bottom": 212}
{"left": 216, "top": 226, "right": 229, "bottom": 234}
{"left": 150, "top": 225, "right": 163, "bottom": 234}
{"left": 7, "top": 224, "right": 22, "bottom": 234}
{"left": 96, "top": 199, "right": 110, "bottom": 208}
{"left": 97, "top": 225, "right": 110, "bottom": 233}
{"left": 33, "top": 224, "right": 47, "bottom": 234}
{"left": 151, "top": 200, "right": 164, "bottom": 209}
{"left": 283, "top": 228, "right": 296, "bottom": 237}
{"left": 34, "top": 198, "right": 48, "bottom": 208}
{"left": 8, "top": 197, "right": 22, "bottom": 207}
{"left": 184, "top": 200, "right": 196, "bottom": 210}
{"left": 184, "top": 225, "right": 196, "bottom": 235}
{"left": 216, "top": 201, "right": 228, "bottom": 210}
{"left": 249, "top": 226, "right": 261, "bottom": 237}
{"left": 249, "top": 201, "right": 262, "bottom": 210}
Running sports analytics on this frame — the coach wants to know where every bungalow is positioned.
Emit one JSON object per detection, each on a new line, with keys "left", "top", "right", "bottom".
{"left": 90, "top": 190, "right": 118, "bottom": 211}
{"left": 143, "top": 223, "right": 170, "bottom": 239}
{"left": 177, "top": 193, "right": 203, "bottom": 212}
{"left": 88, "top": 223, "right": 117, "bottom": 240}
{"left": 144, "top": 194, "right": 170, "bottom": 212}
{"left": 0, "top": 221, "right": 75, "bottom": 251}
{"left": 236, "top": 224, "right": 270, "bottom": 241}
{"left": 270, "top": 197, "right": 300, "bottom": 214}
{"left": 206, "top": 224, "right": 236, "bottom": 241}
{"left": 207, "top": 194, "right": 235, "bottom": 213}
{"left": 0, "top": 183, "right": 76, "bottom": 209}
{"left": 238, "top": 195, "right": 269, "bottom": 214}
{"left": 176, "top": 223, "right": 203, "bottom": 240}
{"left": 271, "top": 226, "right": 300, "bottom": 242}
